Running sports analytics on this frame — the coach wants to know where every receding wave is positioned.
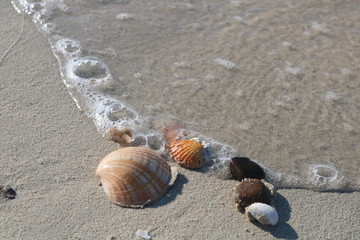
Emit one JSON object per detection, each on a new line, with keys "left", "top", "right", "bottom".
{"left": 12, "top": 0, "right": 360, "bottom": 191}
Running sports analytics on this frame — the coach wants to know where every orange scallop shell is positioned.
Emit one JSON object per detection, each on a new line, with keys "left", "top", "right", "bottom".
{"left": 168, "top": 140, "right": 205, "bottom": 169}
{"left": 96, "top": 147, "right": 173, "bottom": 207}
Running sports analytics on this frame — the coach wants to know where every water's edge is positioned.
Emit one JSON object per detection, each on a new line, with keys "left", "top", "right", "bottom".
{"left": 12, "top": 0, "right": 359, "bottom": 191}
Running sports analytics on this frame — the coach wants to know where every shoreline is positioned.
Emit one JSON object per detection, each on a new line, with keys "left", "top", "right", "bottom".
{"left": 1, "top": 2, "right": 359, "bottom": 239}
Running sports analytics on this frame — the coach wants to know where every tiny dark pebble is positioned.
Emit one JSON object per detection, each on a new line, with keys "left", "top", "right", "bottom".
{"left": 229, "top": 157, "right": 266, "bottom": 181}
{"left": 0, "top": 185, "right": 17, "bottom": 199}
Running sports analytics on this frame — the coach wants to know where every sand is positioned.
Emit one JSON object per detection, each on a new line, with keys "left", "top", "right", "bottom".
{"left": 0, "top": 2, "right": 359, "bottom": 239}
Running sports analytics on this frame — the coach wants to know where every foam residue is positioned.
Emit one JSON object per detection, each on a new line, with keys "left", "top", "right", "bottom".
{"left": 308, "top": 164, "right": 352, "bottom": 190}
{"left": 180, "top": 130, "right": 241, "bottom": 178}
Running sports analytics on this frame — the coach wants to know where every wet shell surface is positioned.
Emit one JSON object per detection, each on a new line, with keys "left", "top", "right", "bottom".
{"left": 229, "top": 157, "right": 266, "bottom": 181}
{"left": 246, "top": 202, "right": 279, "bottom": 226}
{"left": 96, "top": 147, "right": 177, "bottom": 207}
{"left": 168, "top": 139, "right": 205, "bottom": 169}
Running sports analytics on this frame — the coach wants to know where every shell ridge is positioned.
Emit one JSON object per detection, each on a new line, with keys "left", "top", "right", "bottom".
{"left": 182, "top": 145, "right": 198, "bottom": 166}
{"left": 141, "top": 150, "right": 171, "bottom": 183}
{"left": 122, "top": 153, "right": 169, "bottom": 203}
{"left": 169, "top": 140, "right": 205, "bottom": 169}
{"left": 117, "top": 160, "right": 161, "bottom": 201}
{"left": 97, "top": 147, "right": 173, "bottom": 207}
{"left": 139, "top": 151, "right": 171, "bottom": 189}
{"left": 101, "top": 171, "right": 137, "bottom": 204}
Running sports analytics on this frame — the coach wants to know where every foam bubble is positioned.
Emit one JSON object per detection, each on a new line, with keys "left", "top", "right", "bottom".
{"left": 15, "top": 0, "right": 69, "bottom": 22}
{"left": 145, "top": 132, "right": 165, "bottom": 151}
{"left": 90, "top": 97, "right": 144, "bottom": 136}
{"left": 181, "top": 130, "right": 239, "bottom": 177}
{"left": 41, "top": 22, "right": 55, "bottom": 33}
{"left": 71, "top": 57, "right": 110, "bottom": 80}
{"left": 309, "top": 164, "right": 350, "bottom": 190}
{"left": 29, "top": 2, "right": 43, "bottom": 11}
{"left": 106, "top": 103, "right": 137, "bottom": 122}
{"left": 54, "top": 38, "right": 81, "bottom": 58}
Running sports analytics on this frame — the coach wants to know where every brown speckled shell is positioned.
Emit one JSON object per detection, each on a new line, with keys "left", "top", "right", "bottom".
{"left": 235, "top": 178, "right": 272, "bottom": 211}
{"left": 96, "top": 147, "right": 172, "bottom": 207}
{"left": 169, "top": 140, "right": 205, "bottom": 169}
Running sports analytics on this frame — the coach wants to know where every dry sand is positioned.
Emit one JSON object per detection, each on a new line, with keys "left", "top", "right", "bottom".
{"left": 1, "top": 2, "right": 359, "bottom": 239}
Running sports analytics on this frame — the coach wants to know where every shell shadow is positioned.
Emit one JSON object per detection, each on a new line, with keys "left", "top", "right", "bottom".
{"left": 148, "top": 173, "right": 188, "bottom": 208}
{"left": 251, "top": 193, "right": 298, "bottom": 239}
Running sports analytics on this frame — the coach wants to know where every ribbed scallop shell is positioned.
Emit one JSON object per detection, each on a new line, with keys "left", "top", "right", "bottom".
{"left": 169, "top": 140, "right": 205, "bottom": 169}
{"left": 96, "top": 147, "right": 172, "bottom": 207}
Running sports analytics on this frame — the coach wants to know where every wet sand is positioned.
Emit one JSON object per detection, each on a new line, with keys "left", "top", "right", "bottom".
{"left": 0, "top": 2, "right": 359, "bottom": 239}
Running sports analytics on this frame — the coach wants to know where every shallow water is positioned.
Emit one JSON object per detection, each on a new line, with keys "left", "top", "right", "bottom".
{"left": 13, "top": 0, "right": 360, "bottom": 190}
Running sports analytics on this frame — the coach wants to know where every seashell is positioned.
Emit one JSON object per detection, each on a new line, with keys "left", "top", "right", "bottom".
{"left": 235, "top": 179, "right": 274, "bottom": 212}
{"left": 245, "top": 202, "right": 279, "bottom": 226}
{"left": 0, "top": 185, "right": 16, "bottom": 199}
{"left": 109, "top": 127, "right": 133, "bottom": 145}
{"left": 229, "top": 157, "right": 265, "bottom": 181}
{"left": 168, "top": 139, "right": 206, "bottom": 169}
{"left": 96, "top": 147, "right": 177, "bottom": 207}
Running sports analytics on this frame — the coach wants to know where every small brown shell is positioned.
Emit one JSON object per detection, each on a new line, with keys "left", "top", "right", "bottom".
{"left": 96, "top": 147, "right": 176, "bottom": 207}
{"left": 235, "top": 179, "right": 272, "bottom": 212}
{"left": 168, "top": 140, "right": 205, "bottom": 169}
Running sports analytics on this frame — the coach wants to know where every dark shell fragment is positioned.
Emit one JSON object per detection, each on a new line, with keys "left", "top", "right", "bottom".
{"left": 229, "top": 157, "right": 265, "bottom": 181}
{"left": 235, "top": 179, "right": 271, "bottom": 211}
{"left": 0, "top": 185, "right": 16, "bottom": 199}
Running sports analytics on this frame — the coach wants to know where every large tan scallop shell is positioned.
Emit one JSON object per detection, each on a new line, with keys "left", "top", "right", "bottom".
{"left": 168, "top": 139, "right": 205, "bottom": 169}
{"left": 96, "top": 147, "right": 177, "bottom": 207}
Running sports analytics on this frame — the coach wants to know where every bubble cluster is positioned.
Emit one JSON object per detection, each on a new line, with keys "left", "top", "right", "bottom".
{"left": 180, "top": 130, "right": 240, "bottom": 178}
{"left": 54, "top": 38, "right": 81, "bottom": 59}
{"left": 13, "top": 0, "right": 69, "bottom": 32}
{"left": 309, "top": 164, "right": 350, "bottom": 190}
{"left": 105, "top": 103, "right": 138, "bottom": 122}
{"left": 71, "top": 57, "right": 109, "bottom": 80}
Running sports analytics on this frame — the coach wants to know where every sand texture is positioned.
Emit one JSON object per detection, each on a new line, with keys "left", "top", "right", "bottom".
{"left": 1, "top": 2, "right": 359, "bottom": 239}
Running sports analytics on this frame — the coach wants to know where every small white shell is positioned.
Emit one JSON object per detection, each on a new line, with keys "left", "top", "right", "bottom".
{"left": 245, "top": 202, "right": 279, "bottom": 226}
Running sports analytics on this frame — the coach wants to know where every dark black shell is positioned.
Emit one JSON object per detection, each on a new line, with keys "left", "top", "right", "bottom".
{"left": 229, "top": 157, "right": 266, "bottom": 181}
{"left": 0, "top": 185, "right": 16, "bottom": 199}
